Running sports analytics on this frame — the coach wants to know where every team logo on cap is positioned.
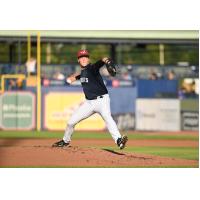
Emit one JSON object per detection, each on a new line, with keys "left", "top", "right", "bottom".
{"left": 77, "top": 50, "right": 89, "bottom": 58}
{"left": 81, "top": 50, "right": 86, "bottom": 54}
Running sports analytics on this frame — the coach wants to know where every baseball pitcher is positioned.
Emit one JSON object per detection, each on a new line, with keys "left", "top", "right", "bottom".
{"left": 52, "top": 50, "right": 128, "bottom": 149}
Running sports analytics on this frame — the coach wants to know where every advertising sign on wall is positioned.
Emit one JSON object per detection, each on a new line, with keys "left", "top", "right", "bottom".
{"left": 113, "top": 113, "right": 135, "bottom": 130}
{"left": 0, "top": 92, "right": 35, "bottom": 130}
{"left": 181, "top": 111, "right": 199, "bottom": 131}
{"left": 44, "top": 92, "right": 105, "bottom": 130}
{"left": 136, "top": 99, "right": 180, "bottom": 131}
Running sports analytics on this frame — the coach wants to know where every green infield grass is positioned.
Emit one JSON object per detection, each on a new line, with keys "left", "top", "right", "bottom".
{"left": 0, "top": 131, "right": 198, "bottom": 141}
{"left": 99, "top": 146, "right": 199, "bottom": 160}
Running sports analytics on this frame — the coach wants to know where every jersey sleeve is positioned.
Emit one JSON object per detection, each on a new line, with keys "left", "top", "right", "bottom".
{"left": 92, "top": 60, "right": 105, "bottom": 69}
{"left": 75, "top": 75, "right": 81, "bottom": 80}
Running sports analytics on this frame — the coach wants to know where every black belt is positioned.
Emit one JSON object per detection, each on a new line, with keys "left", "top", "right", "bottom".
{"left": 87, "top": 95, "right": 104, "bottom": 100}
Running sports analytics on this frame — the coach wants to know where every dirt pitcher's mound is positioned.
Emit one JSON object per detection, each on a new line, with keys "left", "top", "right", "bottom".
{"left": 0, "top": 139, "right": 198, "bottom": 167}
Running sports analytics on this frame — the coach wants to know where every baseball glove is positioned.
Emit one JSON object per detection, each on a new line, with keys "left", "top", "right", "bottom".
{"left": 105, "top": 59, "right": 117, "bottom": 77}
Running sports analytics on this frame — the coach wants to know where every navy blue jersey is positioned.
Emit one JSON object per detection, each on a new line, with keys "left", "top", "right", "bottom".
{"left": 76, "top": 60, "right": 108, "bottom": 100}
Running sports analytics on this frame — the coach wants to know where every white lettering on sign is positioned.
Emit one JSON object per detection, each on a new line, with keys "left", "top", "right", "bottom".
{"left": 3, "top": 104, "right": 31, "bottom": 111}
{"left": 3, "top": 113, "right": 31, "bottom": 118}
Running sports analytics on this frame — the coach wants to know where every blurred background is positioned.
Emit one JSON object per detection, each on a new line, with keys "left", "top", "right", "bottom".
{"left": 0, "top": 30, "right": 199, "bottom": 132}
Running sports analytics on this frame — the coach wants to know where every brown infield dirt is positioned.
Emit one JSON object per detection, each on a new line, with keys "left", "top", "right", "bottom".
{"left": 0, "top": 138, "right": 198, "bottom": 167}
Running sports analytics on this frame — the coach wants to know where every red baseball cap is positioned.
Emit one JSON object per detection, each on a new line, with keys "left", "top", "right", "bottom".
{"left": 77, "top": 49, "right": 89, "bottom": 58}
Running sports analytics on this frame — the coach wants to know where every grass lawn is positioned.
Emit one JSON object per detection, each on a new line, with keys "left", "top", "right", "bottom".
{"left": 100, "top": 146, "right": 199, "bottom": 160}
{"left": 0, "top": 131, "right": 198, "bottom": 140}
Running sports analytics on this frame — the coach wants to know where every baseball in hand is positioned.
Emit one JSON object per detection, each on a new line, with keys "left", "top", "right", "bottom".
{"left": 66, "top": 78, "right": 72, "bottom": 84}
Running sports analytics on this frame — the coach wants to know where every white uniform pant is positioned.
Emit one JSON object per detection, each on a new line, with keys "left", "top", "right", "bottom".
{"left": 63, "top": 94, "right": 121, "bottom": 144}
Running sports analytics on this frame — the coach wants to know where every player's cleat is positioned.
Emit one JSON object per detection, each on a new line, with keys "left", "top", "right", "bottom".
{"left": 117, "top": 135, "right": 128, "bottom": 149}
{"left": 52, "top": 140, "right": 70, "bottom": 147}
